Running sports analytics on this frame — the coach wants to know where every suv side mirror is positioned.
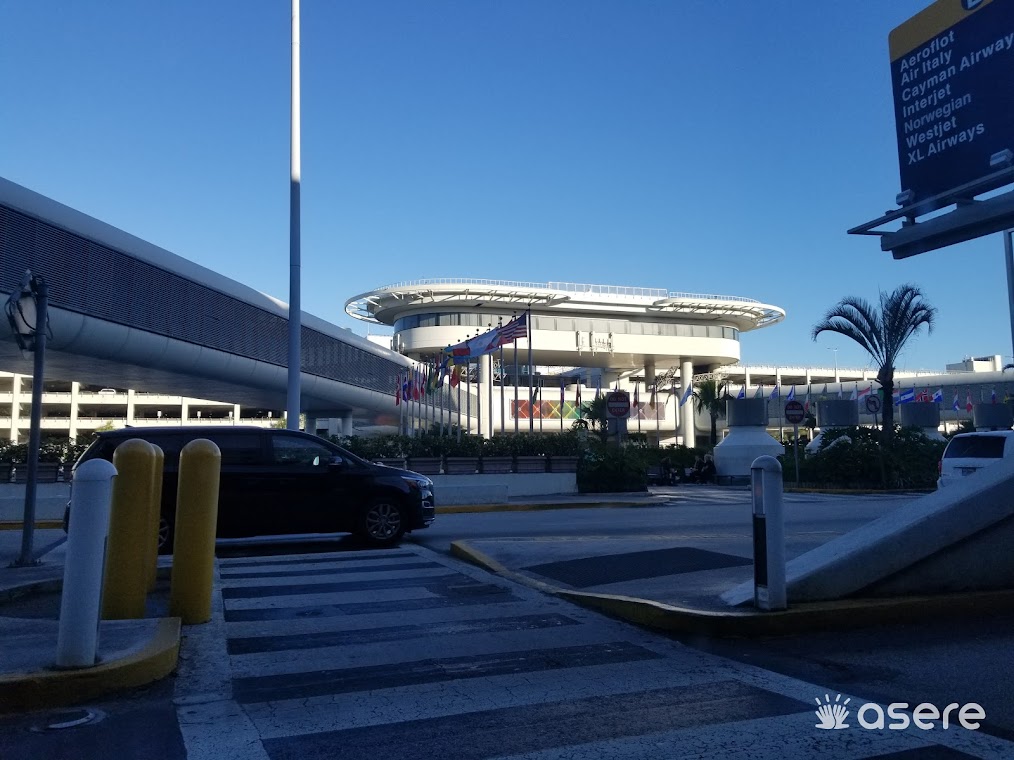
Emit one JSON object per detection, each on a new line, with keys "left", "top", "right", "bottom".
{"left": 328, "top": 455, "right": 344, "bottom": 467}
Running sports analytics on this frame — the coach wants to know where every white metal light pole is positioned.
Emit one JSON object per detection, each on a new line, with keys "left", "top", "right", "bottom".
{"left": 286, "top": 0, "right": 302, "bottom": 430}
{"left": 828, "top": 346, "right": 838, "bottom": 383}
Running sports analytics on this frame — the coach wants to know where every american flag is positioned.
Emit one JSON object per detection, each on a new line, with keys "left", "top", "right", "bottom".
{"left": 494, "top": 313, "right": 528, "bottom": 347}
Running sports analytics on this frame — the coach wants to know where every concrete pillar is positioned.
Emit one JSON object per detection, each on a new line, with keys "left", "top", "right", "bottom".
{"left": 304, "top": 415, "right": 317, "bottom": 435}
{"left": 804, "top": 368, "right": 812, "bottom": 385}
{"left": 744, "top": 370, "right": 751, "bottom": 390}
{"left": 681, "top": 359, "right": 696, "bottom": 449}
{"left": 181, "top": 399, "right": 189, "bottom": 423}
{"left": 69, "top": 381, "right": 80, "bottom": 441}
{"left": 11, "top": 374, "right": 21, "bottom": 444}
{"left": 341, "top": 411, "right": 354, "bottom": 436}
{"left": 126, "top": 389, "right": 136, "bottom": 426}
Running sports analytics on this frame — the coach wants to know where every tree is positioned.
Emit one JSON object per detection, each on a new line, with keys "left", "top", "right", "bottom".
{"left": 580, "top": 395, "right": 609, "bottom": 442}
{"left": 811, "top": 284, "right": 936, "bottom": 444}
{"left": 693, "top": 377, "right": 728, "bottom": 448}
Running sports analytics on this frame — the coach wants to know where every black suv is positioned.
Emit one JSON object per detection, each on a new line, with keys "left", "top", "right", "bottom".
{"left": 70, "top": 426, "right": 435, "bottom": 550}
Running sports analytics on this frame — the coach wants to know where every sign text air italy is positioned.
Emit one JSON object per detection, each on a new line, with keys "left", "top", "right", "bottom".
{"left": 890, "top": 0, "right": 1014, "bottom": 203}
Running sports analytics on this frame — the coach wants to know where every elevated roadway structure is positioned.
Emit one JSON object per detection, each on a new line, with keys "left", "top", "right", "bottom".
{"left": 0, "top": 177, "right": 427, "bottom": 435}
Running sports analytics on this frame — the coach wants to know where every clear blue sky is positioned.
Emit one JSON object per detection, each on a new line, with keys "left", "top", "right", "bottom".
{"left": 2, "top": 1, "right": 1008, "bottom": 375}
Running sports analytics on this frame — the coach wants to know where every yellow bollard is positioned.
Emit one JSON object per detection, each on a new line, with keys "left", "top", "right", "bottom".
{"left": 146, "top": 445, "right": 165, "bottom": 592}
{"left": 102, "top": 438, "right": 156, "bottom": 620}
{"left": 169, "top": 439, "right": 221, "bottom": 625}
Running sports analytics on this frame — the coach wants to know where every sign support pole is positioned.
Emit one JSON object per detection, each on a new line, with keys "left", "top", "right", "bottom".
{"left": 1005, "top": 229, "right": 1014, "bottom": 364}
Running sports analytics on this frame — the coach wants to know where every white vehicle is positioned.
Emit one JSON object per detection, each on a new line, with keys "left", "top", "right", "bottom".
{"left": 937, "top": 430, "right": 1014, "bottom": 488}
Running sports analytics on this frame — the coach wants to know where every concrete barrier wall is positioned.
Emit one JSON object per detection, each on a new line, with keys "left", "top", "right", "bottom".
{"left": 0, "top": 483, "right": 72, "bottom": 522}
{"left": 431, "top": 473, "right": 577, "bottom": 505}
{"left": 722, "top": 456, "right": 1014, "bottom": 605}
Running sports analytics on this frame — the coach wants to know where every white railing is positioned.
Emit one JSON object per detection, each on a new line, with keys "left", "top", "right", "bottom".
{"left": 374, "top": 277, "right": 760, "bottom": 304}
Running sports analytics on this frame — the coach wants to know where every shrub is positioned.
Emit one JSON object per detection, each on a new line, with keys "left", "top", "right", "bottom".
{"left": 577, "top": 442, "right": 648, "bottom": 493}
{"left": 782, "top": 425, "right": 944, "bottom": 489}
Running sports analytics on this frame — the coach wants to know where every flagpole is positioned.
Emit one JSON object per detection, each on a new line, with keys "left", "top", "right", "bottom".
{"left": 514, "top": 338, "right": 519, "bottom": 434}
{"left": 527, "top": 308, "right": 534, "bottom": 433}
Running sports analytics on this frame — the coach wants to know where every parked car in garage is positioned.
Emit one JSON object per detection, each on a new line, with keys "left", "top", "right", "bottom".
{"left": 937, "top": 430, "right": 1014, "bottom": 488}
{"left": 65, "top": 426, "right": 435, "bottom": 550}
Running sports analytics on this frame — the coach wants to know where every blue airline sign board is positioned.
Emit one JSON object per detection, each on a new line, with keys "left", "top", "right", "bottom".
{"left": 891, "top": 0, "right": 1014, "bottom": 204}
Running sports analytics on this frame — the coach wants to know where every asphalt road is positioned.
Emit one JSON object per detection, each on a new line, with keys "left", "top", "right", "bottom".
{"left": 410, "top": 487, "right": 913, "bottom": 560}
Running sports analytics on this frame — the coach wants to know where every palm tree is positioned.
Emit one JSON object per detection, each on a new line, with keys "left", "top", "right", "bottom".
{"left": 693, "top": 377, "right": 728, "bottom": 448}
{"left": 811, "top": 284, "right": 936, "bottom": 444}
{"left": 580, "top": 395, "right": 609, "bottom": 442}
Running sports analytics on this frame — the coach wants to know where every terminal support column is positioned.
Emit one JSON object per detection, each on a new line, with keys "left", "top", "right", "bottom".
{"left": 681, "top": 359, "right": 696, "bottom": 449}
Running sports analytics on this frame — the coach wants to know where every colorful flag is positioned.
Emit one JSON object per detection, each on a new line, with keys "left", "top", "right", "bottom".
{"left": 837, "top": 384, "right": 843, "bottom": 399}
{"left": 648, "top": 384, "right": 656, "bottom": 409}
{"left": 576, "top": 382, "right": 582, "bottom": 415}
{"left": 952, "top": 393, "right": 960, "bottom": 412}
{"left": 679, "top": 383, "right": 693, "bottom": 407}
{"left": 821, "top": 383, "right": 828, "bottom": 398}
{"left": 857, "top": 385, "right": 872, "bottom": 402}
{"left": 965, "top": 392, "right": 974, "bottom": 413}
{"left": 786, "top": 386, "right": 795, "bottom": 402}
{"left": 737, "top": 386, "right": 746, "bottom": 399}
{"left": 449, "top": 364, "right": 461, "bottom": 388}
{"left": 804, "top": 385, "right": 812, "bottom": 412}
{"left": 412, "top": 369, "right": 421, "bottom": 400}
{"left": 895, "top": 388, "right": 915, "bottom": 405}
{"left": 633, "top": 382, "right": 639, "bottom": 411}
{"left": 395, "top": 374, "right": 401, "bottom": 406}
{"left": 754, "top": 384, "right": 764, "bottom": 399}
{"left": 932, "top": 388, "right": 943, "bottom": 403}
{"left": 849, "top": 385, "right": 857, "bottom": 401}
{"left": 497, "top": 313, "right": 528, "bottom": 345}
{"left": 770, "top": 385, "right": 779, "bottom": 401}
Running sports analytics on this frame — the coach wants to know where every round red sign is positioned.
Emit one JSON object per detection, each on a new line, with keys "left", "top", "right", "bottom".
{"left": 606, "top": 391, "right": 630, "bottom": 417}
{"left": 784, "top": 399, "right": 805, "bottom": 424}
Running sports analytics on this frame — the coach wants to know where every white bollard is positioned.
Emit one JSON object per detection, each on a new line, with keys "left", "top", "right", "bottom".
{"left": 751, "top": 455, "right": 786, "bottom": 611}
{"left": 56, "top": 459, "right": 117, "bottom": 668}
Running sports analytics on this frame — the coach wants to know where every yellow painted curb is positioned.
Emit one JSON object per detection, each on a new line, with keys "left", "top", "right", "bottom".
{"left": 451, "top": 540, "right": 1014, "bottom": 638}
{"left": 0, "top": 617, "right": 181, "bottom": 713}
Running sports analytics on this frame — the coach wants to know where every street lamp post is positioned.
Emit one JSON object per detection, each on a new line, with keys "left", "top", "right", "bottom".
{"left": 5, "top": 271, "right": 49, "bottom": 567}
{"left": 828, "top": 347, "right": 839, "bottom": 383}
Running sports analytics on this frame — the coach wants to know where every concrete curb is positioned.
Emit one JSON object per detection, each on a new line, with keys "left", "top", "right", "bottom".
{"left": 450, "top": 539, "right": 1014, "bottom": 638}
{"left": 0, "top": 617, "right": 181, "bottom": 713}
{"left": 437, "top": 498, "right": 669, "bottom": 514}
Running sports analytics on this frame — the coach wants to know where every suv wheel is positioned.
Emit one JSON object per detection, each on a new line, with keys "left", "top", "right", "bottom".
{"left": 360, "top": 500, "right": 405, "bottom": 547}
{"left": 157, "top": 517, "right": 175, "bottom": 555}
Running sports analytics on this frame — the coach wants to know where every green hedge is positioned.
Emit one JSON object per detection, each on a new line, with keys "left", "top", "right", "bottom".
{"left": 780, "top": 425, "right": 945, "bottom": 490}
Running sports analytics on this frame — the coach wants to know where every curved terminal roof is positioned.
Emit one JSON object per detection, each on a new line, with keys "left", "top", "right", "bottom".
{"left": 346, "top": 278, "right": 785, "bottom": 332}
